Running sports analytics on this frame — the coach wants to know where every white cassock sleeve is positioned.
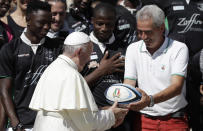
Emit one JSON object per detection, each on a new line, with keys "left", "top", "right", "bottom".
{"left": 67, "top": 109, "right": 115, "bottom": 131}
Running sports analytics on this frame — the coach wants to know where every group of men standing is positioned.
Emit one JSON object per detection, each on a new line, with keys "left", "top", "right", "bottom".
{"left": 0, "top": 0, "right": 202, "bottom": 131}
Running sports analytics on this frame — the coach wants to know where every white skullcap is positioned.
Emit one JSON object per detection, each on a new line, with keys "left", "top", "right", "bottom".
{"left": 64, "top": 32, "right": 90, "bottom": 45}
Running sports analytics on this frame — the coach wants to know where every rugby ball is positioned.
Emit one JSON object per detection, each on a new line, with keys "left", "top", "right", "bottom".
{"left": 105, "top": 83, "right": 142, "bottom": 105}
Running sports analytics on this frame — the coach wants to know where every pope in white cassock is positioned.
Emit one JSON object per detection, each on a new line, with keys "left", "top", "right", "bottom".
{"left": 29, "top": 32, "right": 128, "bottom": 131}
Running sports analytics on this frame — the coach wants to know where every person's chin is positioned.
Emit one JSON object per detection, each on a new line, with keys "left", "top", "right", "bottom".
{"left": 39, "top": 33, "right": 47, "bottom": 39}
{"left": 98, "top": 35, "right": 111, "bottom": 42}
{"left": 51, "top": 26, "right": 60, "bottom": 32}
{"left": 21, "top": 6, "right": 27, "bottom": 11}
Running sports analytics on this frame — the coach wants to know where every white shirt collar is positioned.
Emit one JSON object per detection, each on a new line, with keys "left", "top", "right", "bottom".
{"left": 141, "top": 37, "right": 170, "bottom": 54}
{"left": 90, "top": 32, "right": 115, "bottom": 53}
{"left": 46, "top": 29, "right": 59, "bottom": 38}
{"left": 186, "top": 0, "right": 190, "bottom": 4}
{"left": 20, "top": 28, "right": 45, "bottom": 54}
{"left": 58, "top": 55, "right": 78, "bottom": 71}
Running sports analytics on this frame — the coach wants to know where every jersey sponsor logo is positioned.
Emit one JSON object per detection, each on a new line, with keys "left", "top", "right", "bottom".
{"left": 118, "top": 24, "right": 130, "bottom": 30}
{"left": 90, "top": 54, "right": 98, "bottom": 60}
{"left": 88, "top": 60, "right": 99, "bottom": 68}
{"left": 103, "top": 75, "right": 122, "bottom": 83}
{"left": 177, "top": 13, "right": 202, "bottom": 33}
{"left": 173, "top": 5, "right": 184, "bottom": 11}
{"left": 171, "top": 1, "right": 184, "bottom": 5}
{"left": 74, "top": 24, "right": 87, "bottom": 32}
{"left": 18, "top": 53, "right": 30, "bottom": 57}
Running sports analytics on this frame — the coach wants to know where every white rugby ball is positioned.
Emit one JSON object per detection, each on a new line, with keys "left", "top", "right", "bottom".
{"left": 105, "top": 83, "right": 142, "bottom": 105}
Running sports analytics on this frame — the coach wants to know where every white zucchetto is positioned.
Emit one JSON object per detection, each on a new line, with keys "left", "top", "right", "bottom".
{"left": 64, "top": 32, "right": 90, "bottom": 45}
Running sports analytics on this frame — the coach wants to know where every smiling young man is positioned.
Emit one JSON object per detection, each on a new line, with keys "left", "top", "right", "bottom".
{"left": 124, "top": 5, "right": 189, "bottom": 131}
{"left": 0, "top": 1, "right": 62, "bottom": 131}
{"left": 46, "top": 0, "right": 68, "bottom": 40}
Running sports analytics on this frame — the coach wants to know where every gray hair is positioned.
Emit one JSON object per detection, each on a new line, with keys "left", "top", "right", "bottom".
{"left": 136, "top": 5, "right": 165, "bottom": 28}
{"left": 63, "top": 42, "right": 90, "bottom": 56}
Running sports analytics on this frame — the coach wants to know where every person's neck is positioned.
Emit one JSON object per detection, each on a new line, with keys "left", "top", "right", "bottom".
{"left": 14, "top": 8, "right": 26, "bottom": 18}
{"left": 64, "top": 53, "right": 81, "bottom": 71}
{"left": 93, "top": 32, "right": 111, "bottom": 43}
{"left": 25, "top": 30, "right": 42, "bottom": 44}
{"left": 148, "top": 36, "right": 165, "bottom": 55}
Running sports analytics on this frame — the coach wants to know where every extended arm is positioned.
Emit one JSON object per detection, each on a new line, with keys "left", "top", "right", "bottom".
{"left": 68, "top": 102, "right": 128, "bottom": 131}
{"left": 0, "top": 99, "right": 7, "bottom": 131}
{"left": 124, "top": 75, "right": 185, "bottom": 111}
{"left": 0, "top": 78, "right": 22, "bottom": 130}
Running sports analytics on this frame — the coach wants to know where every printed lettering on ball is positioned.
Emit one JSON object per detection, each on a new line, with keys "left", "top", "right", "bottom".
{"left": 105, "top": 83, "right": 142, "bottom": 105}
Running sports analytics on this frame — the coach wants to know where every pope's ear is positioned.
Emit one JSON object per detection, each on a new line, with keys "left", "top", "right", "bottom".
{"left": 74, "top": 47, "right": 82, "bottom": 57}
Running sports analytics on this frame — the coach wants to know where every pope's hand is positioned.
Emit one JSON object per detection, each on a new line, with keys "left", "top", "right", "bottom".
{"left": 109, "top": 101, "right": 128, "bottom": 128}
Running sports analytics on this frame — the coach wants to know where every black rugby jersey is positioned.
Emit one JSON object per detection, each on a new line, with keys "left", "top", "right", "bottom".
{"left": 65, "top": 9, "right": 93, "bottom": 35}
{"left": 153, "top": 0, "right": 203, "bottom": 56}
{"left": 114, "top": 5, "right": 138, "bottom": 47}
{"left": 82, "top": 42, "right": 126, "bottom": 107}
{"left": 0, "top": 36, "right": 62, "bottom": 128}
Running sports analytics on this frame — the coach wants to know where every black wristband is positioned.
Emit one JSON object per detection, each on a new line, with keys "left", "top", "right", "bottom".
{"left": 12, "top": 122, "right": 24, "bottom": 131}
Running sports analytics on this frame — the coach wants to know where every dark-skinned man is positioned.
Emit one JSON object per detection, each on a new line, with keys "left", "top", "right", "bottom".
{"left": 82, "top": 3, "right": 133, "bottom": 131}
{"left": 0, "top": 1, "right": 62, "bottom": 131}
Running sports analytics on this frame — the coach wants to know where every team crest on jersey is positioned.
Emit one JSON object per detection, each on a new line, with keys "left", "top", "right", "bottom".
{"left": 88, "top": 61, "right": 99, "bottom": 69}
{"left": 18, "top": 53, "right": 30, "bottom": 57}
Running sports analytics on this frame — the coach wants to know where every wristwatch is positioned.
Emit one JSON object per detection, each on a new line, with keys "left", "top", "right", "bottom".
{"left": 12, "top": 122, "right": 24, "bottom": 131}
{"left": 148, "top": 95, "right": 154, "bottom": 107}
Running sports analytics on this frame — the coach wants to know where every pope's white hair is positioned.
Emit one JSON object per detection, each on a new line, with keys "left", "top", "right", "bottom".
{"left": 136, "top": 4, "right": 165, "bottom": 28}
{"left": 63, "top": 42, "right": 89, "bottom": 55}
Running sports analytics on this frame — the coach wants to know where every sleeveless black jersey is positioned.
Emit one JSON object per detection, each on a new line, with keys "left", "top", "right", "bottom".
{"left": 0, "top": 21, "right": 10, "bottom": 48}
{"left": 7, "top": 15, "right": 25, "bottom": 38}
{"left": 0, "top": 37, "right": 62, "bottom": 128}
